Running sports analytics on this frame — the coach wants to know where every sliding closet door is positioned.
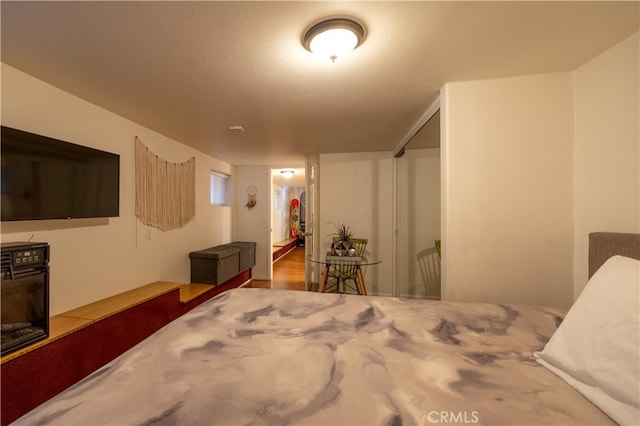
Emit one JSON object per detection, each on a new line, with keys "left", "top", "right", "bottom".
{"left": 395, "top": 110, "right": 441, "bottom": 299}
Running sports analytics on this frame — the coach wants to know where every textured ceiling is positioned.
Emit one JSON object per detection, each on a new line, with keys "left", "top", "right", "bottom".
{"left": 1, "top": 1, "right": 638, "bottom": 167}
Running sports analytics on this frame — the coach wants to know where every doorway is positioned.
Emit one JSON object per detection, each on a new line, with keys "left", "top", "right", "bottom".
{"left": 270, "top": 167, "right": 306, "bottom": 282}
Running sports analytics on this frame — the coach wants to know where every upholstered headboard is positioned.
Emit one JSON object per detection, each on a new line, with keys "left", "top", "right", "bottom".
{"left": 589, "top": 232, "right": 640, "bottom": 278}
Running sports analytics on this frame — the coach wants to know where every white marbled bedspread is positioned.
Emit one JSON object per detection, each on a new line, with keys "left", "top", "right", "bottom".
{"left": 14, "top": 288, "right": 613, "bottom": 425}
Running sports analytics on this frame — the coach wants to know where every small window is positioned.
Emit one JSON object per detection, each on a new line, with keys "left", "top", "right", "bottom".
{"left": 210, "top": 170, "right": 230, "bottom": 206}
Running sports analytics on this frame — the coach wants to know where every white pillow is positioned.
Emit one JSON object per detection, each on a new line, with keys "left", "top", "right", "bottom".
{"left": 534, "top": 255, "right": 639, "bottom": 425}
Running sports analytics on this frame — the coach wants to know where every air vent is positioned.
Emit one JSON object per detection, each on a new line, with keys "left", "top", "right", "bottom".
{"left": 1, "top": 252, "right": 11, "bottom": 272}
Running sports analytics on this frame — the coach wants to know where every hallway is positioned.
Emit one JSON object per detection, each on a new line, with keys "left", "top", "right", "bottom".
{"left": 248, "top": 246, "right": 306, "bottom": 291}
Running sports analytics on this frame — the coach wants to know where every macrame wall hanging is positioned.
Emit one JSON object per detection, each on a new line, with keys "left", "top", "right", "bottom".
{"left": 135, "top": 137, "right": 196, "bottom": 231}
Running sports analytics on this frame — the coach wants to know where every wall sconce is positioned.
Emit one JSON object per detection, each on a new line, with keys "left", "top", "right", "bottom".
{"left": 303, "top": 18, "right": 365, "bottom": 63}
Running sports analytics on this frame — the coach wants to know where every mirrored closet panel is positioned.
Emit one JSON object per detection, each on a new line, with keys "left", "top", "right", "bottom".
{"left": 395, "top": 109, "right": 441, "bottom": 299}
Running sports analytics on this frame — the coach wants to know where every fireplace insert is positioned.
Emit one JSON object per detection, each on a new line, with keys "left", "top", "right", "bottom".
{"left": 1, "top": 242, "right": 49, "bottom": 356}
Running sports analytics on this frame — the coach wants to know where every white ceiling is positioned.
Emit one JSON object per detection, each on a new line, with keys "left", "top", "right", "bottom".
{"left": 2, "top": 1, "right": 638, "bottom": 168}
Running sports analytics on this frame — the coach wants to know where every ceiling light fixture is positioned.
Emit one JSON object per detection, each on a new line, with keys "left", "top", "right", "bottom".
{"left": 303, "top": 18, "right": 365, "bottom": 63}
{"left": 281, "top": 170, "right": 295, "bottom": 178}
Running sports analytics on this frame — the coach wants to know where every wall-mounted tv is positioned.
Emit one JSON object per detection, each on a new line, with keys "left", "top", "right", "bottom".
{"left": 1, "top": 126, "right": 120, "bottom": 221}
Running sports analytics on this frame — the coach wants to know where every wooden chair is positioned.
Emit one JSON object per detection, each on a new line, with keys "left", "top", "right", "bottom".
{"left": 417, "top": 246, "right": 441, "bottom": 298}
{"left": 326, "top": 237, "right": 368, "bottom": 294}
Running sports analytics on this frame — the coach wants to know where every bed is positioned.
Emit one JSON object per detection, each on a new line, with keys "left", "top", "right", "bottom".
{"left": 13, "top": 232, "right": 639, "bottom": 425}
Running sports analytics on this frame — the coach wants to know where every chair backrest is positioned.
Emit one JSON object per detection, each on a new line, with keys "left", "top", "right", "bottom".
{"left": 350, "top": 238, "right": 368, "bottom": 257}
{"left": 417, "top": 246, "right": 441, "bottom": 297}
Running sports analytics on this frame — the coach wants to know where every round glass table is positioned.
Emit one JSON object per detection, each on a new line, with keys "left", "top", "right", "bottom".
{"left": 306, "top": 254, "right": 382, "bottom": 295}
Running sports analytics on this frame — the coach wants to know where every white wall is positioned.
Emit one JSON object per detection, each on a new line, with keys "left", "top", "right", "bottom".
{"left": 1, "top": 64, "right": 233, "bottom": 315}
{"left": 441, "top": 72, "right": 574, "bottom": 309}
{"left": 319, "top": 152, "right": 394, "bottom": 296}
{"left": 233, "top": 165, "right": 271, "bottom": 280}
{"left": 573, "top": 32, "right": 640, "bottom": 298}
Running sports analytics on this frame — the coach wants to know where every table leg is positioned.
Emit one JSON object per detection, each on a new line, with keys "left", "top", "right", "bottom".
{"left": 318, "top": 264, "right": 330, "bottom": 292}
{"left": 356, "top": 267, "right": 367, "bottom": 295}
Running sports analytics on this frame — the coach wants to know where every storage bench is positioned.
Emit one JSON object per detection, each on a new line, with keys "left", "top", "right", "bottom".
{"left": 189, "top": 245, "right": 240, "bottom": 285}
{"left": 189, "top": 242, "right": 256, "bottom": 285}
{"left": 221, "top": 241, "right": 256, "bottom": 272}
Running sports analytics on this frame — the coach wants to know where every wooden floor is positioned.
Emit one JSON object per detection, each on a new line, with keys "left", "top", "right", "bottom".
{"left": 248, "top": 246, "right": 306, "bottom": 291}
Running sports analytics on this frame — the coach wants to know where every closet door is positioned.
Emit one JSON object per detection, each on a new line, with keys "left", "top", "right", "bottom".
{"left": 395, "top": 110, "right": 441, "bottom": 299}
{"left": 304, "top": 161, "right": 318, "bottom": 291}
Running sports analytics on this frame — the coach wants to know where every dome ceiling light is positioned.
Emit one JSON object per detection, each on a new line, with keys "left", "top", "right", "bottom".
{"left": 280, "top": 170, "right": 295, "bottom": 178}
{"left": 303, "top": 18, "right": 365, "bottom": 63}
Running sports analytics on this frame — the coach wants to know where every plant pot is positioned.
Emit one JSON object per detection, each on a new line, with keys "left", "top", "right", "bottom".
{"left": 331, "top": 240, "right": 352, "bottom": 256}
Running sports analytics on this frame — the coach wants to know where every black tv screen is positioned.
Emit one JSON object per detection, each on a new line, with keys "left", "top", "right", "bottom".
{"left": 1, "top": 126, "right": 120, "bottom": 221}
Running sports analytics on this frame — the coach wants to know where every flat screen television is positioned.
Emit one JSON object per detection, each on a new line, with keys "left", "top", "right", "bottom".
{"left": 1, "top": 126, "right": 120, "bottom": 221}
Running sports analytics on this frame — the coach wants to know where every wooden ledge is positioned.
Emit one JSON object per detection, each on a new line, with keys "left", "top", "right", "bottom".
{"left": 273, "top": 238, "right": 296, "bottom": 247}
{"left": 1, "top": 281, "right": 183, "bottom": 364}
{"left": 179, "top": 283, "right": 215, "bottom": 304}
{"left": 61, "top": 281, "right": 182, "bottom": 322}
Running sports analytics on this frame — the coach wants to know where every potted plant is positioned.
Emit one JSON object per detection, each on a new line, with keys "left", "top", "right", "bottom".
{"left": 330, "top": 222, "right": 354, "bottom": 256}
